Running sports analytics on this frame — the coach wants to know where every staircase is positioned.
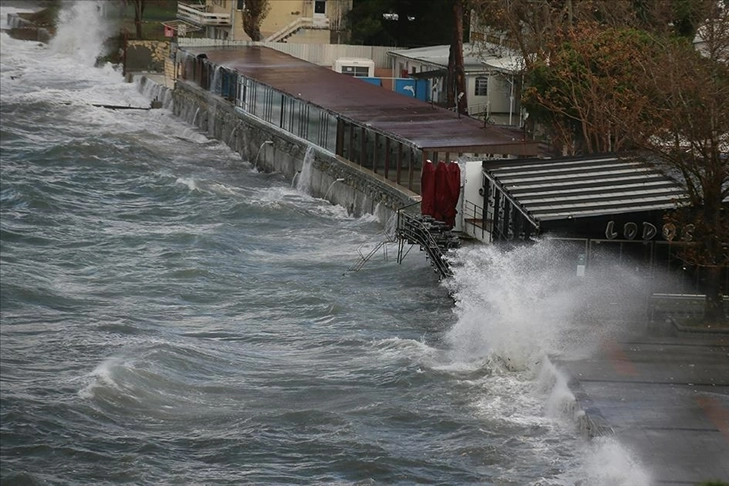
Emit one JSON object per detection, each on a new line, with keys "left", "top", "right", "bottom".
{"left": 396, "top": 212, "right": 460, "bottom": 280}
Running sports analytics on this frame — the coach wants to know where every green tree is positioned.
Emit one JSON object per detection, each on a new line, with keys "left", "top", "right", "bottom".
{"left": 347, "top": 0, "right": 454, "bottom": 47}
{"left": 124, "top": 0, "right": 145, "bottom": 39}
{"left": 242, "top": 0, "right": 270, "bottom": 41}
{"left": 488, "top": 0, "right": 729, "bottom": 321}
{"left": 630, "top": 37, "right": 729, "bottom": 322}
{"left": 522, "top": 25, "right": 656, "bottom": 154}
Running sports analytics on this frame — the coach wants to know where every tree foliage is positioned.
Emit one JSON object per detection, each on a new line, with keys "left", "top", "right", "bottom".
{"left": 634, "top": 38, "right": 729, "bottom": 321}
{"left": 472, "top": 0, "right": 729, "bottom": 321}
{"left": 125, "top": 0, "right": 145, "bottom": 39}
{"left": 347, "top": 0, "right": 455, "bottom": 47}
{"left": 470, "top": 0, "right": 726, "bottom": 67}
{"left": 522, "top": 25, "right": 657, "bottom": 154}
{"left": 242, "top": 0, "right": 270, "bottom": 41}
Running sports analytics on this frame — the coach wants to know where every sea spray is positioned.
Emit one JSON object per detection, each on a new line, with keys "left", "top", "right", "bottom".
{"left": 443, "top": 240, "right": 654, "bottom": 484}
{"left": 296, "top": 145, "right": 316, "bottom": 194}
{"left": 50, "top": 1, "right": 117, "bottom": 66}
{"left": 444, "top": 239, "right": 649, "bottom": 368}
{"left": 566, "top": 437, "right": 653, "bottom": 486}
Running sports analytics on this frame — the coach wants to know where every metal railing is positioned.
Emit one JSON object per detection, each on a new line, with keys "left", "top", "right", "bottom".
{"left": 178, "top": 3, "right": 231, "bottom": 26}
{"left": 396, "top": 206, "right": 459, "bottom": 280}
{"left": 265, "top": 17, "right": 312, "bottom": 42}
{"left": 461, "top": 199, "right": 490, "bottom": 243}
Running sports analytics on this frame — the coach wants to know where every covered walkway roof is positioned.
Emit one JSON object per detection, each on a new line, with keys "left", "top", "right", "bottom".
{"left": 182, "top": 45, "right": 540, "bottom": 156}
{"left": 484, "top": 155, "right": 688, "bottom": 223}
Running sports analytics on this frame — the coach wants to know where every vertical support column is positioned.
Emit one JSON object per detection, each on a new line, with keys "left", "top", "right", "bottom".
{"left": 348, "top": 122, "right": 355, "bottom": 162}
{"left": 396, "top": 143, "right": 403, "bottom": 186}
{"left": 492, "top": 190, "right": 501, "bottom": 242}
{"left": 335, "top": 118, "right": 344, "bottom": 157}
{"left": 419, "top": 151, "right": 429, "bottom": 196}
{"left": 384, "top": 137, "right": 391, "bottom": 179}
{"left": 408, "top": 148, "right": 415, "bottom": 192}
{"left": 279, "top": 93, "right": 285, "bottom": 129}
{"left": 373, "top": 132, "right": 379, "bottom": 174}
{"left": 360, "top": 126, "right": 367, "bottom": 168}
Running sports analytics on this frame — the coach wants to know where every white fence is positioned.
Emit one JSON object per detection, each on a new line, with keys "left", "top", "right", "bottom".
{"left": 177, "top": 38, "right": 405, "bottom": 68}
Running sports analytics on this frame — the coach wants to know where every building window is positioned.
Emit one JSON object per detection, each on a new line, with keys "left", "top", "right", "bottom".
{"left": 341, "top": 66, "right": 370, "bottom": 77}
{"left": 475, "top": 76, "right": 488, "bottom": 96}
{"left": 314, "top": 1, "right": 326, "bottom": 15}
{"left": 237, "top": 0, "right": 244, "bottom": 10}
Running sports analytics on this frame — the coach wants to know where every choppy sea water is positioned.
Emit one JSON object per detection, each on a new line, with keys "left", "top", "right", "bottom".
{"left": 1, "top": 3, "right": 652, "bottom": 485}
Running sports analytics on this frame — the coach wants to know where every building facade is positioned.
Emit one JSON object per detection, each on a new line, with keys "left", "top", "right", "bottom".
{"left": 177, "top": 0, "right": 352, "bottom": 43}
{"left": 388, "top": 43, "right": 524, "bottom": 126}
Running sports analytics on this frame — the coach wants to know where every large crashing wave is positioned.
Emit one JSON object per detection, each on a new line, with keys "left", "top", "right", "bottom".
{"left": 50, "top": 0, "right": 119, "bottom": 66}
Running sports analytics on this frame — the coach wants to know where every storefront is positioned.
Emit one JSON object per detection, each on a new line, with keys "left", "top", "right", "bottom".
{"left": 474, "top": 154, "right": 727, "bottom": 294}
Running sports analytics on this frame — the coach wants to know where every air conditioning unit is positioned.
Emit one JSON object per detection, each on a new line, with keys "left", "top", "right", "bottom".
{"left": 333, "top": 58, "right": 375, "bottom": 78}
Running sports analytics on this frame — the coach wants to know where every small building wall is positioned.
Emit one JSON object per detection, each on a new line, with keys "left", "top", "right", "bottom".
{"left": 389, "top": 47, "right": 521, "bottom": 124}
{"left": 125, "top": 40, "right": 171, "bottom": 73}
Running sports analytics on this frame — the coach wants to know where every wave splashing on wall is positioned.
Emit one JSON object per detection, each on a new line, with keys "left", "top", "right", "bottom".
{"left": 50, "top": 0, "right": 118, "bottom": 66}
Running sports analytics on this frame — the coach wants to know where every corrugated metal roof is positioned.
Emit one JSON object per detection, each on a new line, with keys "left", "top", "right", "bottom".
{"left": 387, "top": 42, "right": 515, "bottom": 72}
{"left": 484, "top": 155, "right": 689, "bottom": 222}
{"left": 182, "top": 46, "right": 540, "bottom": 155}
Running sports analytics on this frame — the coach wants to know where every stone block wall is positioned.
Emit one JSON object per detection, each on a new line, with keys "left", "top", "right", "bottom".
{"left": 169, "top": 79, "right": 419, "bottom": 227}
{"left": 126, "top": 40, "right": 170, "bottom": 73}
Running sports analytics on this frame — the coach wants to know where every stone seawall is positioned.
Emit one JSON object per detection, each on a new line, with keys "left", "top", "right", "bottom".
{"left": 170, "top": 79, "right": 420, "bottom": 226}
{"left": 4, "top": 12, "right": 51, "bottom": 43}
{"left": 125, "top": 40, "right": 170, "bottom": 74}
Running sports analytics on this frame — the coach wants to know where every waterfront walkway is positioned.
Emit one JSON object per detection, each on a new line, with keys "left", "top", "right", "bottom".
{"left": 558, "top": 322, "right": 729, "bottom": 485}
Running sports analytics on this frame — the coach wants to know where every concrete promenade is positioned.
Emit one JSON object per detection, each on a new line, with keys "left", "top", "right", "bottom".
{"left": 559, "top": 324, "right": 729, "bottom": 485}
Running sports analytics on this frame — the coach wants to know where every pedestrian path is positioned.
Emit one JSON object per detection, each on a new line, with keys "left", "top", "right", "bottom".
{"left": 558, "top": 326, "right": 729, "bottom": 485}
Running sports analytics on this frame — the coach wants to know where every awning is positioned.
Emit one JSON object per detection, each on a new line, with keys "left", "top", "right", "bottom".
{"left": 483, "top": 155, "right": 689, "bottom": 223}
{"left": 409, "top": 68, "right": 447, "bottom": 79}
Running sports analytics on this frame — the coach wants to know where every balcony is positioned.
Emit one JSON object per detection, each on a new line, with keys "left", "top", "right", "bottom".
{"left": 177, "top": 3, "right": 231, "bottom": 27}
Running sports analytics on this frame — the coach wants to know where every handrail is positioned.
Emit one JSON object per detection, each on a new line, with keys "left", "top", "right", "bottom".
{"left": 178, "top": 3, "right": 231, "bottom": 26}
{"left": 396, "top": 211, "right": 455, "bottom": 280}
{"left": 462, "top": 199, "right": 490, "bottom": 242}
{"left": 264, "top": 17, "right": 313, "bottom": 42}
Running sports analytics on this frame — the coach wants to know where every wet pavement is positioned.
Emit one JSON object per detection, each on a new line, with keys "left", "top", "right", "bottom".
{"left": 558, "top": 322, "right": 729, "bottom": 485}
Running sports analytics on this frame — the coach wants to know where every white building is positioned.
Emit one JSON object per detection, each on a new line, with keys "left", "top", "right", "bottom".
{"left": 388, "top": 43, "right": 524, "bottom": 126}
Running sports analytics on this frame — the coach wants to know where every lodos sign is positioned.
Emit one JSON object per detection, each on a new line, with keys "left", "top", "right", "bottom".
{"left": 605, "top": 221, "right": 694, "bottom": 242}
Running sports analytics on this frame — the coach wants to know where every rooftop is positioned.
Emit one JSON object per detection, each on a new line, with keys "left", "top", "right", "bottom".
{"left": 483, "top": 154, "right": 688, "bottom": 222}
{"left": 387, "top": 42, "right": 517, "bottom": 72}
{"left": 183, "top": 45, "right": 539, "bottom": 156}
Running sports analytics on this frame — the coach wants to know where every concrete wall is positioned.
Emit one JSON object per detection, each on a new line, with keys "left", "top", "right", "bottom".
{"left": 125, "top": 40, "right": 170, "bottom": 74}
{"left": 169, "top": 79, "right": 419, "bottom": 227}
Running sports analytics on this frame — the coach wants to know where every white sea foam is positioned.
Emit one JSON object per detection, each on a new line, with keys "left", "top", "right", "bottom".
{"left": 444, "top": 241, "right": 646, "bottom": 368}
{"left": 176, "top": 177, "right": 199, "bottom": 191}
{"left": 78, "top": 356, "right": 126, "bottom": 399}
{"left": 442, "top": 240, "right": 652, "bottom": 484}
{"left": 50, "top": 0, "right": 117, "bottom": 66}
{"left": 565, "top": 437, "right": 653, "bottom": 486}
{"left": 0, "top": 6, "right": 37, "bottom": 30}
